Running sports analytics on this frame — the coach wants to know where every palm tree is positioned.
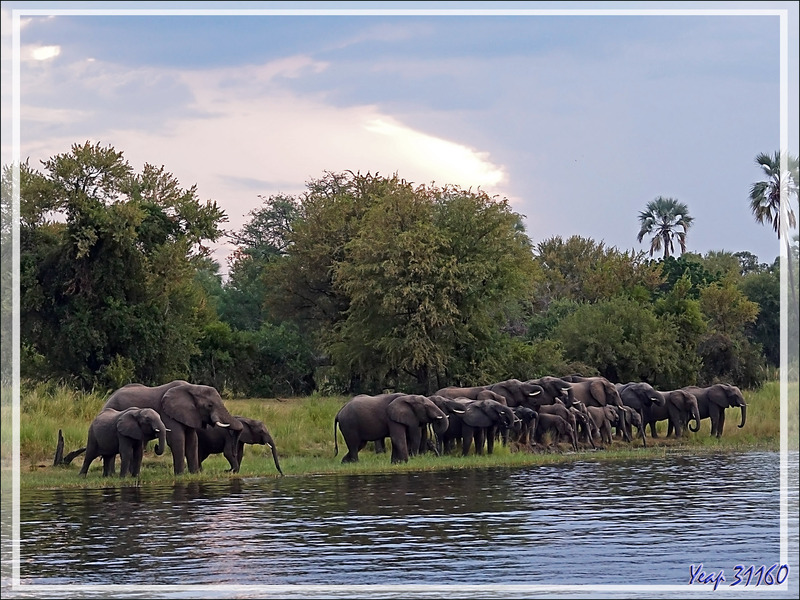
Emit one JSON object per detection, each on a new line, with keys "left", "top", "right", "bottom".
{"left": 749, "top": 150, "right": 799, "bottom": 325}
{"left": 749, "top": 151, "right": 798, "bottom": 237}
{"left": 636, "top": 196, "right": 694, "bottom": 259}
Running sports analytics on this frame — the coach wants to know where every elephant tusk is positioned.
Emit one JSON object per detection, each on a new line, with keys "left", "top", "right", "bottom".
{"left": 452, "top": 408, "right": 466, "bottom": 414}
{"left": 436, "top": 415, "right": 444, "bottom": 419}
{"left": 266, "top": 443, "right": 273, "bottom": 449}
{"left": 561, "top": 388, "right": 570, "bottom": 392}
{"left": 216, "top": 422, "right": 231, "bottom": 428}
{"left": 166, "top": 428, "right": 171, "bottom": 432}
{"left": 528, "top": 390, "right": 541, "bottom": 396}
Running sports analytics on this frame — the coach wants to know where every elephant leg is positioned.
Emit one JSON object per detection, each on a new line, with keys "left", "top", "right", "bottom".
{"left": 406, "top": 425, "right": 422, "bottom": 457}
{"left": 709, "top": 405, "right": 720, "bottom": 437}
{"left": 389, "top": 426, "right": 409, "bottom": 464}
{"left": 236, "top": 442, "right": 246, "bottom": 471}
{"left": 102, "top": 455, "right": 115, "bottom": 477}
{"left": 131, "top": 443, "right": 144, "bottom": 477}
{"left": 461, "top": 426, "right": 473, "bottom": 456}
{"left": 486, "top": 427, "right": 495, "bottom": 455}
{"left": 169, "top": 430, "right": 187, "bottom": 475}
{"left": 474, "top": 428, "right": 486, "bottom": 455}
{"left": 185, "top": 429, "right": 201, "bottom": 473}
{"left": 717, "top": 409, "right": 726, "bottom": 438}
{"left": 648, "top": 420, "right": 659, "bottom": 438}
{"left": 374, "top": 438, "right": 386, "bottom": 454}
{"left": 79, "top": 441, "right": 98, "bottom": 476}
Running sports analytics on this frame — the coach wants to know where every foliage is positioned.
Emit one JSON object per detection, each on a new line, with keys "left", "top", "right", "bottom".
{"left": 532, "top": 236, "right": 662, "bottom": 306}
{"left": 269, "top": 172, "right": 536, "bottom": 393}
{"left": 636, "top": 196, "right": 694, "bottom": 259}
{"left": 554, "top": 296, "right": 687, "bottom": 388}
{"left": 15, "top": 142, "right": 226, "bottom": 389}
{"left": 739, "top": 263, "right": 780, "bottom": 366}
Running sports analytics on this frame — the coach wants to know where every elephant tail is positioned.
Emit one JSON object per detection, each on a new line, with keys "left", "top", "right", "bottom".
{"left": 333, "top": 416, "right": 340, "bottom": 457}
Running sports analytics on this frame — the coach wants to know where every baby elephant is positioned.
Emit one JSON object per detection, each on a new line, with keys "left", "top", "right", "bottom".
{"left": 196, "top": 416, "right": 283, "bottom": 475}
{"left": 79, "top": 407, "right": 168, "bottom": 477}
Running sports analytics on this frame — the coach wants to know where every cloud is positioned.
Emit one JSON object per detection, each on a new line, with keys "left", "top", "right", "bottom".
{"left": 24, "top": 44, "right": 60, "bottom": 61}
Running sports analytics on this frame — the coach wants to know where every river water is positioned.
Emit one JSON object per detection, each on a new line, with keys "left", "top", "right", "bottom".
{"left": 2, "top": 450, "right": 798, "bottom": 599}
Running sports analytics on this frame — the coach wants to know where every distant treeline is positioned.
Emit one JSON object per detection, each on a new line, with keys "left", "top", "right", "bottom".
{"left": 4, "top": 141, "right": 794, "bottom": 396}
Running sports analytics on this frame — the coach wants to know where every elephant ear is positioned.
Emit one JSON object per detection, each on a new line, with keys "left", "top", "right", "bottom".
{"left": 589, "top": 380, "right": 607, "bottom": 404}
{"left": 465, "top": 402, "right": 494, "bottom": 428}
{"left": 162, "top": 385, "right": 202, "bottom": 429}
{"left": 387, "top": 396, "right": 420, "bottom": 427}
{"left": 234, "top": 416, "right": 255, "bottom": 444}
{"left": 116, "top": 410, "right": 144, "bottom": 440}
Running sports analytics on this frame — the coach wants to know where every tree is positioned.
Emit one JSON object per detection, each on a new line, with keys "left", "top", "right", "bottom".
{"left": 637, "top": 196, "right": 694, "bottom": 259}
{"left": 17, "top": 141, "right": 227, "bottom": 388}
{"left": 749, "top": 151, "right": 799, "bottom": 327}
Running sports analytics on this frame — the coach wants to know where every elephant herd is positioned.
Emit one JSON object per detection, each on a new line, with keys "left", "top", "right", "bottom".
{"left": 72, "top": 380, "right": 283, "bottom": 478}
{"left": 72, "top": 376, "right": 747, "bottom": 476}
{"left": 333, "top": 376, "right": 748, "bottom": 464}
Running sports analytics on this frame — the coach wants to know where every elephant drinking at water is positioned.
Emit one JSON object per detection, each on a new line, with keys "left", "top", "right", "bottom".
{"left": 103, "top": 381, "right": 242, "bottom": 475}
{"left": 196, "top": 416, "right": 283, "bottom": 475}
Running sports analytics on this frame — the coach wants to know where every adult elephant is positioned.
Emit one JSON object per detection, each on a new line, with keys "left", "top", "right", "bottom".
{"left": 617, "top": 381, "right": 664, "bottom": 438}
{"left": 103, "top": 381, "right": 242, "bottom": 475}
{"left": 525, "top": 376, "right": 574, "bottom": 407}
{"left": 436, "top": 379, "right": 545, "bottom": 410}
{"left": 428, "top": 395, "right": 470, "bottom": 455}
{"left": 682, "top": 384, "right": 746, "bottom": 438}
{"left": 196, "top": 416, "right": 283, "bottom": 476}
{"left": 459, "top": 398, "right": 516, "bottom": 456}
{"left": 334, "top": 393, "right": 449, "bottom": 464}
{"left": 79, "top": 407, "right": 167, "bottom": 477}
{"left": 646, "top": 389, "right": 701, "bottom": 438}
{"left": 562, "top": 376, "right": 630, "bottom": 442}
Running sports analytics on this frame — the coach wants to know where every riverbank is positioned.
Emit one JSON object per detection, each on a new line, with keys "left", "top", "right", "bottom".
{"left": 5, "top": 379, "right": 796, "bottom": 490}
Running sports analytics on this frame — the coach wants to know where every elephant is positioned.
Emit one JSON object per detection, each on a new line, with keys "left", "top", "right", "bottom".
{"left": 586, "top": 405, "right": 627, "bottom": 446}
{"left": 509, "top": 406, "right": 538, "bottom": 447}
{"left": 617, "top": 381, "right": 665, "bottom": 437}
{"left": 526, "top": 376, "right": 575, "bottom": 407}
{"left": 561, "top": 376, "right": 629, "bottom": 442}
{"left": 79, "top": 407, "right": 167, "bottom": 477}
{"left": 196, "top": 416, "right": 283, "bottom": 475}
{"left": 646, "top": 389, "right": 701, "bottom": 438}
{"left": 436, "top": 379, "right": 545, "bottom": 410}
{"left": 103, "top": 380, "right": 243, "bottom": 475}
{"left": 535, "top": 401, "right": 581, "bottom": 449}
{"left": 617, "top": 405, "right": 647, "bottom": 447}
{"left": 428, "top": 395, "right": 470, "bottom": 455}
{"left": 569, "top": 405, "right": 598, "bottom": 449}
{"left": 534, "top": 413, "right": 578, "bottom": 451}
{"left": 334, "top": 393, "right": 449, "bottom": 464}
{"left": 458, "top": 398, "right": 517, "bottom": 456}
{"left": 682, "top": 384, "right": 746, "bottom": 438}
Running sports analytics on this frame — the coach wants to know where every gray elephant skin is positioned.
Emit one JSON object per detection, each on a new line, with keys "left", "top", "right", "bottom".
{"left": 458, "top": 398, "right": 516, "bottom": 456}
{"left": 103, "top": 380, "right": 243, "bottom": 474}
{"left": 436, "top": 379, "right": 545, "bottom": 410}
{"left": 79, "top": 407, "right": 167, "bottom": 477}
{"left": 682, "top": 384, "right": 746, "bottom": 437}
{"left": 646, "top": 389, "right": 701, "bottom": 438}
{"left": 535, "top": 413, "right": 578, "bottom": 451}
{"left": 617, "top": 381, "right": 664, "bottom": 435}
{"left": 334, "top": 393, "right": 449, "bottom": 464}
{"left": 562, "top": 376, "right": 630, "bottom": 442}
{"left": 197, "top": 416, "right": 284, "bottom": 475}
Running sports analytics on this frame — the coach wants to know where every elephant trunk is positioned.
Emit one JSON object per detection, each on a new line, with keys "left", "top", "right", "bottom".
{"left": 154, "top": 426, "right": 167, "bottom": 456}
{"left": 738, "top": 402, "right": 747, "bottom": 429}
{"left": 270, "top": 443, "right": 284, "bottom": 476}
{"left": 689, "top": 404, "right": 701, "bottom": 433}
{"left": 432, "top": 415, "right": 450, "bottom": 436}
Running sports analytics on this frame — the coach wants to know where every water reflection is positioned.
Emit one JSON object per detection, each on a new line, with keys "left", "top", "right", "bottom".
{"left": 7, "top": 451, "right": 798, "bottom": 598}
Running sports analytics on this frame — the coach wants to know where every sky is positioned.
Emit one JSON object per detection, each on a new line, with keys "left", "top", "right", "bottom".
{"left": 2, "top": 1, "right": 799, "bottom": 277}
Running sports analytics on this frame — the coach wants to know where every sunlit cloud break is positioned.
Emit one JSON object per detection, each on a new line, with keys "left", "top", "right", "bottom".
{"left": 364, "top": 117, "right": 506, "bottom": 190}
{"left": 25, "top": 44, "right": 60, "bottom": 61}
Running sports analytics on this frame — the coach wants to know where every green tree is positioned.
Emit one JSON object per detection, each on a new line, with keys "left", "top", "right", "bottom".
{"left": 554, "top": 296, "right": 685, "bottom": 388}
{"left": 749, "top": 151, "right": 799, "bottom": 329}
{"left": 17, "top": 141, "right": 226, "bottom": 388}
{"left": 532, "top": 235, "right": 663, "bottom": 306}
{"left": 739, "top": 261, "right": 780, "bottom": 367}
{"left": 637, "top": 196, "right": 694, "bottom": 259}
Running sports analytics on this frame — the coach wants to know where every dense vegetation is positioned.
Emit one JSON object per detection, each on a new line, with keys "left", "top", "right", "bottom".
{"left": 2, "top": 141, "right": 798, "bottom": 400}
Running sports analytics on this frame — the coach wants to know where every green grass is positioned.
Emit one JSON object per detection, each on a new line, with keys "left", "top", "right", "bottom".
{"left": 2, "top": 379, "right": 796, "bottom": 490}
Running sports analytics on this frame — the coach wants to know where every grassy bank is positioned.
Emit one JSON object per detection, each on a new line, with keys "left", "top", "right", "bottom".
{"left": 3, "top": 379, "right": 796, "bottom": 490}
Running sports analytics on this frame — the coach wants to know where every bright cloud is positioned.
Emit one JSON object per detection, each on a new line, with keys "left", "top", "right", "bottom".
{"left": 27, "top": 44, "right": 60, "bottom": 61}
